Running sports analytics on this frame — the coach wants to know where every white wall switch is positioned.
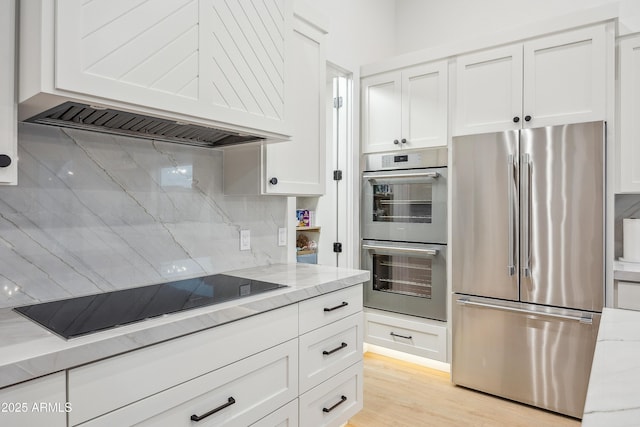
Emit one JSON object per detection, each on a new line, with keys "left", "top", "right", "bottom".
{"left": 240, "top": 229, "right": 250, "bottom": 251}
{"left": 278, "top": 228, "right": 287, "bottom": 246}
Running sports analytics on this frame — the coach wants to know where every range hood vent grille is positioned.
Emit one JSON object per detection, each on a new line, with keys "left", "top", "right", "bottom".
{"left": 25, "top": 101, "right": 266, "bottom": 148}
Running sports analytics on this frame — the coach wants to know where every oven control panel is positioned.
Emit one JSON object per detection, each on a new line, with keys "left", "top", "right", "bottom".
{"left": 381, "top": 153, "right": 422, "bottom": 168}
{"left": 363, "top": 147, "right": 447, "bottom": 171}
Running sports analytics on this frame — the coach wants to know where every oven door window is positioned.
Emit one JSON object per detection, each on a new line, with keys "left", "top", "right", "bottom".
{"left": 372, "top": 253, "right": 432, "bottom": 298}
{"left": 372, "top": 182, "right": 432, "bottom": 224}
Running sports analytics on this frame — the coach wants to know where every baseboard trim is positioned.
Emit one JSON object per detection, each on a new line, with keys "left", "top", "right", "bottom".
{"left": 364, "top": 343, "right": 451, "bottom": 373}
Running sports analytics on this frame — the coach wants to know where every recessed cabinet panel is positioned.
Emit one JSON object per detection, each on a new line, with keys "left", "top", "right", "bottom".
{"left": 523, "top": 25, "right": 606, "bottom": 128}
{"left": 0, "top": 372, "right": 66, "bottom": 427}
{"left": 454, "top": 44, "right": 523, "bottom": 136}
{"left": 454, "top": 24, "right": 608, "bottom": 136}
{"left": 618, "top": 35, "right": 640, "bottom": 193}
{"left": 264, "top": 17, "right": 326, "bottom": 195}
{"left": 362, "top": 61, "right": 448, "bottom": 153}
{"left": 403, "top": 62, "right": 448, "bottom": 149}
{"left": 361, "top": 72, "right": 402, "bottom": 153}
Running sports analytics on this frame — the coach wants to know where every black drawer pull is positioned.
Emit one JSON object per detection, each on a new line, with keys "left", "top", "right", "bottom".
{"left": 190, "top": 397, "right": 235, "bottom": 422}
{"left": 390, "top": 332, "right": 412, "bottom": 340}
{"left": 323, "top": 395, "right": 347, "bottom": 413}
{"left": 324, "top": 301, "right": 348, "bottom": 312}
{"left": 323, "top": 342, "right": 348, "bottom": 356}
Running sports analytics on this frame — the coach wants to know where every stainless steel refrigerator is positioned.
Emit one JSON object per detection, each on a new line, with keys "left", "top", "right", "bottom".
{"left": 451, "top": 121, "right": 605, "bottom": 419}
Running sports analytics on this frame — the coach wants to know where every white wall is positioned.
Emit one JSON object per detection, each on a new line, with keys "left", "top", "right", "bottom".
{"left": 394, "top": 0, "right": 625, "bottom": 54}
{"left": 304, "top": 0, "right": 397, "bottom": 71}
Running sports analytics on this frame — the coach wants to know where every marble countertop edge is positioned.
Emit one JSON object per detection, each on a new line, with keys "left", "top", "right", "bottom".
{"left": 0, "top": 263, "right": 369, "bottom": 390}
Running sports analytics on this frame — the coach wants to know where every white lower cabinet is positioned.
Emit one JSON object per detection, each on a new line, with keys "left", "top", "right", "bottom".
{"left": 69, "top": 305, "right": 299, "bottom": 425}
{"left": 615, "top": 280, "right": 640, "bottom": 311}
{"left": 79, "top": 339, "right": 298, "bottom": 427}
{"left": 0, "top": 372, "right": 66, "bottom": 427}
{"left": 63, "top": 284, "right": 363, "bottom": 427}
{"left": 298, "top": 361, "right": 363, "bottom": 427}
{"left": 364, "top": 309, "right": 447, "bottom": 362}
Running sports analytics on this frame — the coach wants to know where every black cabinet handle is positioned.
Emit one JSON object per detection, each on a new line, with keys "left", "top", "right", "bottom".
{"left": 513, "top": 116, "right": 520, "bottom": 123}
{"left": 393, "top": 139, "right": 399, "bottom": 144}
{"left": 401, "top": 138, "right": 407, "bottom": 144}
{"left": 190, "top": 397, "right": 235, "bottom": 422}
{"left": 0, "top": 155, "right": 12, "bottom": 168}
{"left": 323, "top": 342, "right": 348, "bottom": 356}
{"left": 269, "top": 177, "right": 278, "bottom": 185}
{"left": 324, "top": 301, "right": 348, "bottom": 312}
{"left": 390, "top": 332, "right": 412, "bottom": 340}
{"left": 524, "top": 115, "right": 532, "bottom": 122}
{"left": 323, "top": 395, "right": 347, "bottom": 413}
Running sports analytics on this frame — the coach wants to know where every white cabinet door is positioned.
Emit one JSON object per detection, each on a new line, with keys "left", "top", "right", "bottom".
{"left": 523, "top": 24, "right": 607, "bottom": 128}
{"left": 454, "top": 44, "right": 523, "bottom": 136}
{"left": 0, "top": 372, "right": 66, "bottom": 427}
{"left": 361, "top": 71, "right": 402, "bottom": 153}
{"left": 617, "top": 35, "right": 640, "bottom": 193}
{"left": 54, "top": 0, "right": 289, "bottom": 136}
{"left": 0, "top": 0, "right": 17, "bottom": 184}
{"left": 263, "top": 14, "right": 326, "bottom": 195}
{"left": 401, "top": 61, "right": 448, "bottom": 149}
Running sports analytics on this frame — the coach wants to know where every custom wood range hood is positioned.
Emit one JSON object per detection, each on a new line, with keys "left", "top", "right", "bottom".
{"left": 18, "top": 0, "right": 292, "bottom": 149}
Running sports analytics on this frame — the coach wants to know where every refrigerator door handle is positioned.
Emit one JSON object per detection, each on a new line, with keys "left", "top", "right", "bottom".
{"left": 521, "top": 153, "right": 531, "bottom": 277}
{"left": 455, "top": 298, "right": 593, "bottom": 324}
{"left": 507, "top": 154, "right": 516, "bottom": 276}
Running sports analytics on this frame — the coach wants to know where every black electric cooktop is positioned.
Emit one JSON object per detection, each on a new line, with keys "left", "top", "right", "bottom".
{"left": 14, "top": 274, "right": 286, "bottom": 339}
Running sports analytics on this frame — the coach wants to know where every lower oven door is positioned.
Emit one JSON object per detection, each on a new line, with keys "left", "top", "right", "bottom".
{"left": 362, "top": 168, "right": 447, "bottom": 244}
{"left": 361, "top": 240, "right": 446, "bottom": 320}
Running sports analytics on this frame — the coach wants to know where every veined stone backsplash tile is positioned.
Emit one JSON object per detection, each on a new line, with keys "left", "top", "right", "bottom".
{"left": 0, "top": 124, "right": 287, "bottom": 308}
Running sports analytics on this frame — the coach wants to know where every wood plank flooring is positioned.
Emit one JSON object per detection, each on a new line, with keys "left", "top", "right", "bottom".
{"left": 346, "top": 352, "right": 581, "bottom": 427}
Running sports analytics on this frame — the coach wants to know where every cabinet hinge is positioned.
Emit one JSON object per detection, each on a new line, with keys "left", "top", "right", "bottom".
{"left": 333, "top": 96, "right": 343, "bottom": 109}
{"left": 333, "top": 242, "right": 343, "bottom": 253}
{"left": 333, "top": 170, "right": 343, "bottom": 181}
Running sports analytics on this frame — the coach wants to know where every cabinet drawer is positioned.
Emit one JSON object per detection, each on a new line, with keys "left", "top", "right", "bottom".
{"left": 365, "top": 310, "right": 447, "bottom": 362}
{"left": 299, "top": 285, "right": 363, "bottom": 334}
{"left": 79, "top": 339, "right": 298, "bottom": 427}
{"left": 299, "top": 361, "right": 363, "bottom": 427}
{"left": 250, "top": 399, "right": 298, "bottom": 427}
{"left": 69, "top": 304, "right": 298, "bottom": 425}
{"left": 299, "top": 313, "right": 363, "bottom": 393}
{"left": 0, "top": 372, "right": 66, "bottom": 427}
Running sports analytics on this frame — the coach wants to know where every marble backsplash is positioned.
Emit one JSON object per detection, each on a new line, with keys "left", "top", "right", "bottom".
{"left": 0, "top": 123, "right": 287, "bottom": 308}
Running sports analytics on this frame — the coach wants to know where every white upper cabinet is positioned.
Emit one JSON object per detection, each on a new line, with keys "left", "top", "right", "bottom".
{"left": 362, "top": 60, "right": 448, "bottom": 153}
{"left": 223, "top": 4, "right": 327, "bottom": 196}
{"left": 262, "top": 13, "right": 327, "bottom": 195}
{"left": 454, "top": 44, "right": 523, "bottom": 135}
{"left": 20, "top": 0, "right": 292, "bottom": 138}
{"left": 0, "top": 0, "right": 17, "bottom": 185}
{"left": 618, "top": 34, "right": 640, "bottom": 193}
{"left": 454, "top": 24, "right": 608, "bottom": 136}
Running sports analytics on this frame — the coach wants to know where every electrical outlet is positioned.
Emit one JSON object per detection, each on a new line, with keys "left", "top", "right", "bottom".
{"left": 240, "top": 229, "right": 250, "bottom": 251}
{"left": 278, "top": 228, "right": 287, "bottom": 246}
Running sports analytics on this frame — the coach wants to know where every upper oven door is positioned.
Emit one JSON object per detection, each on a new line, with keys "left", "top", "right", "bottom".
{"left": 362, "top": 168, "right": 447, "bottom": 243}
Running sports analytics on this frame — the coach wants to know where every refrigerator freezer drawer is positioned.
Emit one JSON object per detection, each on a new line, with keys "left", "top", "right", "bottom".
{"left": 452, "top": 297, "right": 600, "bottom": 419}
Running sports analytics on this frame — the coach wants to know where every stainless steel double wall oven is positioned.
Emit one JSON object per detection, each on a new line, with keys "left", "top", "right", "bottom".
{"left": 361, "top": 148, "right": 447, "bottom": 320}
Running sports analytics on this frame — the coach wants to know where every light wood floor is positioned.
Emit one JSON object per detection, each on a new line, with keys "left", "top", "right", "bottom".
{"left": 346, "top": 352, "right": 581, "bottom": 427}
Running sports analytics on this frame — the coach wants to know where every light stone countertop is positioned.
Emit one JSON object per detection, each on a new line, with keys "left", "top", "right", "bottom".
{"left": 613, "top": 259, "right": 640, "bottom": 282}
{"left": 582, "top": 307, "right": 640, "bottom": 425}
{"left": 0, "top": 263, "right": 369, "bottom": 390}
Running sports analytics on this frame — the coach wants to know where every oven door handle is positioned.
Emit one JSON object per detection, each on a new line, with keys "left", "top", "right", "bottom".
{"left": 363, "top": 171, "right": 440, "bottom": 180}
{"left": 362, "top": 244, "right": 438, "bottom": 256}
